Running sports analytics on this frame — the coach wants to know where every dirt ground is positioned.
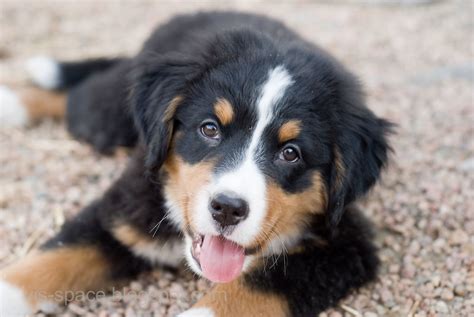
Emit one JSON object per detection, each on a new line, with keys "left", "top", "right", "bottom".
{"left": 0, "top": 0, "right": 472, "bottom": 316}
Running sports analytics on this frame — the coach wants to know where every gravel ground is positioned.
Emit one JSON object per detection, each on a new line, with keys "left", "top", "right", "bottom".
{"left": 0, "top": 0, "right": 473, "bottom": 316}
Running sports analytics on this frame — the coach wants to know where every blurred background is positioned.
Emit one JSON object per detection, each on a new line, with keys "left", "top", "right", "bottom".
{"left": 0, "top": 0, "right": 472, "bottom": 316}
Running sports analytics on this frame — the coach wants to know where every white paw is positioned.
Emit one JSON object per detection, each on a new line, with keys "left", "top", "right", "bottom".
{"left": 177, "top": 307, "right": 215, "bottom": 317}
{"left": 0, "top": 85, "right": 29, "bottom": 127}
{"left": 0, "top": 280, "right": 33, "bottom": 316}
{"left": 26, "top": 56, "right": 61, "bottom": 90}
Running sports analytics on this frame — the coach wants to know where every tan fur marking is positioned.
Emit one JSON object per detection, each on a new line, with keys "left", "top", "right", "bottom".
{"left": 278, "top": 120, "right": 301, "bottom": 143}
{"left": 159, "top": 96, "right": 183, "bottom": 154}
{"left": 18, "top": 87, "right": 66, "bottom": 121}
{"left": 194, "top": 278, "right": 289, "bottom": 316}
{"left": 250, "top": 172, "right": 327, "bottom": 251}
{"left": 163, "top": 96, "right": 183, "bottom": 123}
{"left": 214, "top": 98, "right": 234, "bottom": 125}
{"left": 163, "top": 153, "right": 214, "bottom": 232}
{"left": 0, "top": 247, "right": 111, "bottom": 308}
{"left": 112, "top": 224, "right": 153, "bottom": 248}
{"left": 333, "top": 146, "right": 345, "bottom": 192}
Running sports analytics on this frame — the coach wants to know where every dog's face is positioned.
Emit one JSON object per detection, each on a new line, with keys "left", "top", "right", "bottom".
{"left": 163, "top": 64, "right": 330, "bottom": 282}
{"left": 132, "top": 32, "right": 391, "bottom": 283}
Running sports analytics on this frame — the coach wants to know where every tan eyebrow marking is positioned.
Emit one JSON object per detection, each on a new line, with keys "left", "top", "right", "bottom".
{"left": 214, "top": 98, "right": 234, "bottom": 125}
{"left": 278, "top": 119, "right": 302, "bottom": 143}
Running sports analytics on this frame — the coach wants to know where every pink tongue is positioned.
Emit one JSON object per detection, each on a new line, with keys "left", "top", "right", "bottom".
{"left": 199, "top": 235, "right": 245, "bottom": 283}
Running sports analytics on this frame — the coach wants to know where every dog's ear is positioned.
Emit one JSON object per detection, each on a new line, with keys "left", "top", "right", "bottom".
{"left": 328, "top": 88, "right": 393, "bottom": 228}
{"left": 130, "top": 53, "right": 203, "bottom": 171}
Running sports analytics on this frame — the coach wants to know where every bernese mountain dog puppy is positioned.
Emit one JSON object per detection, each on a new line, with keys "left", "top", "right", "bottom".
{"left": 0, "top": 11, "right": 393, "bottom": 316}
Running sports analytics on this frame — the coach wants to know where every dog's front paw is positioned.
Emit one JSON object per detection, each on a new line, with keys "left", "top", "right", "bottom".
{"left": 0, "top": 279, "right": 33, "bottom": 316}
{"left": 177, "top": 307, "right": 215, "bottom": 317}
{"left": 0, "top": 269, "right": 61, "bottom": 316}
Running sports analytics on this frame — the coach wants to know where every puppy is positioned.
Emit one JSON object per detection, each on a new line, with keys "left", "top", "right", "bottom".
{"left": 0, "top": 11, "right": 392, "bottom": 316}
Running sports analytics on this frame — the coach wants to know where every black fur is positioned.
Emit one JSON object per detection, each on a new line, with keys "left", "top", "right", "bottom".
{"left": 58, "top": 58, "right": 125, "bottom": 89}
{"left": 42, "top": 199, "right": 153, "bottom": 280}
{"left": 245, "top": 208, "right": 379, "bottom": 316}
{"left": 41, "top": 11, "right": 393, "bottom": 315}
{"left": 42, "top": 149, "right": 179, "bottom": 278}
{"left": 325, "top": 73, "right": 394, "bottom": 227}
{"left": 130, "top": 53, "right": 202, "bottom": 169}
{"left": 66, "top": 59, "right": 138, "bottom": 153}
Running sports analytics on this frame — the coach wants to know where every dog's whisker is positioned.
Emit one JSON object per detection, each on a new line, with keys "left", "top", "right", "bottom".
{"left": 150, "top": 213, "right": 170, "bottom": 238}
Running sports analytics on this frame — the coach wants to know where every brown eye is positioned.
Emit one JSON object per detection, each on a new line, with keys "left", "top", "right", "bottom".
{"left": 279, "top": 146, "right": 300, "bottom": 162}
{"left": 200, "top": 121, "right": 220, "bottom": 140}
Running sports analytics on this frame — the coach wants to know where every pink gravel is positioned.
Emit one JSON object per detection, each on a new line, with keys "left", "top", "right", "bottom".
{"left": 0, "top": 1, "right": 472, "bottom": 316}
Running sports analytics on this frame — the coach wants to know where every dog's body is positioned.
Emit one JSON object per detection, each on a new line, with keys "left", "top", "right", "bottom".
{"left": 0, "top": 12, "right": 392, "bottom": 316}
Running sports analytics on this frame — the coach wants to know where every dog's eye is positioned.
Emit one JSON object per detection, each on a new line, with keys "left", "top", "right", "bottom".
{"left": 200, "top": 121, "right": 221, "bottom": 140}
{"left": 279, "top": 145, "right": 300, "bottom": 163}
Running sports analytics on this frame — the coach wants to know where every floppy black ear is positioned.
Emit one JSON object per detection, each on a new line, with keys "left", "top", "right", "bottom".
{"left": 130, "top": 53, "right": 202, "bottom": 170}
{"left": 328, "top": 98, "right": 393, "bottom": 228}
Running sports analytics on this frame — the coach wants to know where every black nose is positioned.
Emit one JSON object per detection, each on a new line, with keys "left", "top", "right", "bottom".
{"left": 209, "top": 193, "right": 249, "bottom": 227}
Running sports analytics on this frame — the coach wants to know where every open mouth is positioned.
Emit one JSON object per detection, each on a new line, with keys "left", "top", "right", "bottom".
{"left": 191, "top": 234, "right": 246, "bottom": 283}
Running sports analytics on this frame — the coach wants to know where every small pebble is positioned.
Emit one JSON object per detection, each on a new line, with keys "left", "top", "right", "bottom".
{"left": 441, "top": 289, "right": 454, "bottom": 301}
{"left": 435, "top": 301, "right": 449, "bottom": 314}
{"left": 449, "top": 230, "right": 469, "bottom": 245}
{"left": 454, "top": 285, "right": 466, "bottom": 296}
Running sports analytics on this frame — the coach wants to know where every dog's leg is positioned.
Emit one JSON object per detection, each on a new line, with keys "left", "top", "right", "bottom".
{"left": 0, "top": 85, "right": 66, "bottom": 127}
{"left": 179, "top": 278, "right": 289, "bottom": 317}
{"left": 0, "top": 56, "right": 121, "bottom": 127}
{"left": 180, "top": 210, "right": 379, "bottom": 317}
{"left": 0, "top": 245, "right": 115, "bottom": 315}
{"left": 0, "top": 202, "right": 152, "bottom": 316}
{"left": 0, "top": 152, "right": 179, "bottom": 315}
{"left": 0, "top": 56, "right": 137, "bottom": 153}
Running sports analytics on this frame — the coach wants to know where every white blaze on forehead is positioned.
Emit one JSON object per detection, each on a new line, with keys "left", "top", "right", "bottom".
{"left": 193, "top": 65, "right": 294, "bottom": 246}
{"left": 248, "top": 65, "right": 295, "bottom": 159}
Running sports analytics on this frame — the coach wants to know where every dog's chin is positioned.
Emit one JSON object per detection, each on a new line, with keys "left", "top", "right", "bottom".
{"left": 184, "top": 232, "right": 256, "bottom": 283}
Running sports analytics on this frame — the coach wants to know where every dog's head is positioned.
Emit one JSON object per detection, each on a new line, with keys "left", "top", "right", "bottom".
{"left": 131, "top": 31, "right": 392, "bottom": 283}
